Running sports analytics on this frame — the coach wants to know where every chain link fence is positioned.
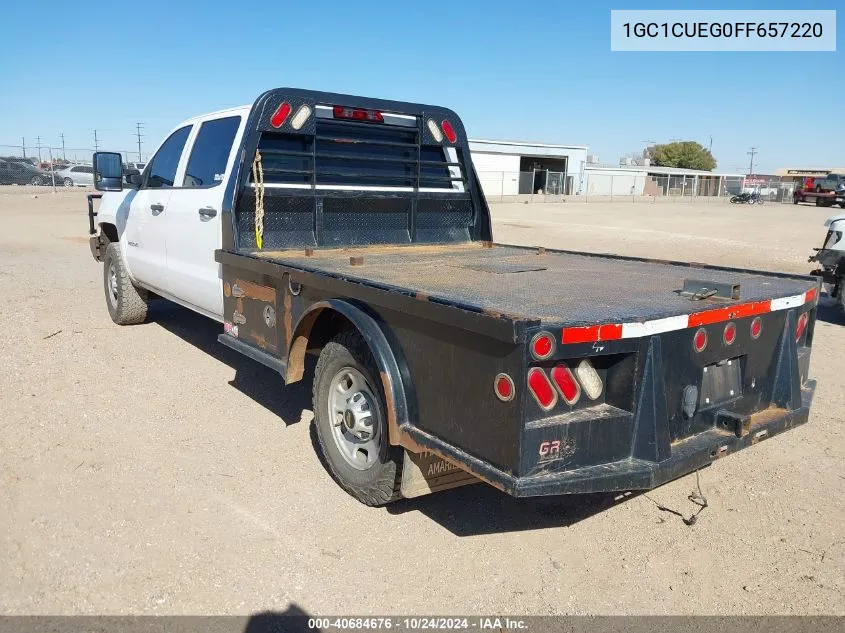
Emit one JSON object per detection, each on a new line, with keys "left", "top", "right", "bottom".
{"left": 475, "top": 170, "right": 797, "bottom": 204}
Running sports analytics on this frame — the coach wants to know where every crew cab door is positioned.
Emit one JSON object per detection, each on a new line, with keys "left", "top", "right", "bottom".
{"left": 122, "top": 125, "right": 192, "bottom": 290}
{"left": 164, "top": 114, "right": 245, "bottom": 320}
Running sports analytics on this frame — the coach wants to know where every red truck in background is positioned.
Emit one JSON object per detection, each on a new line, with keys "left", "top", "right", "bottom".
{"left": 794, "top": 174, "right": 845, "bottom": 208}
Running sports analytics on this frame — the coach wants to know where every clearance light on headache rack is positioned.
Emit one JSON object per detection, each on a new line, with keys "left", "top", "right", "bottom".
{"left": 290, "top": 104, "right": 312, "bottom": 130}
{"left": 333, "top": 106, "right": 384, "bottom": 123}
{"left": 270, "top": 102, "right": 292, "bottom": 128}
{"left": 441, "top": 119, "right": 457, "bottom": 143}
{"left": 427, "top": 119, "right": 443, "bottom": 143}
{"left": 796, "top": 312, "right": 809, "bottom": 342}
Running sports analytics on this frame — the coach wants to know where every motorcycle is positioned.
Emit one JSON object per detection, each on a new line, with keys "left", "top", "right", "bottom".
{"left": 730, "top": 191, "right": 764, "bottom": 204}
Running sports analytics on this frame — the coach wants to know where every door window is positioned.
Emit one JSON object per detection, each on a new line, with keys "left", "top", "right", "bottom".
{"left": 144, "top": 126, "right": 191, "bottom": 188}
{"left": 182, "top": 116, "right": 241, "bottom": 188}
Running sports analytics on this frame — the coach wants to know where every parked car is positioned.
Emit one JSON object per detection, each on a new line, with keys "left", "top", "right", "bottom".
{"left": 56, "top": 164, "right": 95, "bottom": 187}
{"left": 0, "top": 158, "right": 55, "bottom": 185}
{"left": 124, "top": 161, "right": 147, "bottom": 173}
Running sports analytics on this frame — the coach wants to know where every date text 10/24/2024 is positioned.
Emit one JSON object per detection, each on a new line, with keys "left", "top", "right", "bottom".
{"left": 307, "top": 618, "right": 528, "bottom": 630}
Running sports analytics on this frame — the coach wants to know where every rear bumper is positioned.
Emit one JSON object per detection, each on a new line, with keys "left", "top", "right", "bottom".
{"left": 403, "top": 380, "right": 814, "bottom": 497}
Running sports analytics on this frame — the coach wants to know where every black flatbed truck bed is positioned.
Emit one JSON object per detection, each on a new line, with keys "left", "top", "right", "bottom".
{"left": 207, "top": 88, "right": 818, "bottom": 504}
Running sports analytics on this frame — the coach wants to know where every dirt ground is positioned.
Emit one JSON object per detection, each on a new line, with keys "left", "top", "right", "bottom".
{"left": 1, "top": 187, "right": 843, "bottom": 616}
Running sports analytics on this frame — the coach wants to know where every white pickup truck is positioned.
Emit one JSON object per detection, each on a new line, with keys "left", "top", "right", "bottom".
{"left": 91, "top": 107, "right": 247, "bottom": 323}
{"left": 87, "top": 87, "right": 819, "bottom": 507}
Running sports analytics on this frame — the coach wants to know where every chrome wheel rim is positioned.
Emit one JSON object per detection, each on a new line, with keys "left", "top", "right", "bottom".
{"left": 327, "top": 366, "right": 380, "bottom": 470}
{"left": 107, "top": 263, "right": 118, "bottom": 307}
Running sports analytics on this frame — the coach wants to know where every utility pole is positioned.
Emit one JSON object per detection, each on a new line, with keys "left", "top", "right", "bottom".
{"left": 708, "top": 135, "right": 713, "bottom": 153}
{"left": 134, "top": 122, "right": 144, "bottom": 162}
{"left": 21, "top": 137, "right": 26, "bottom": 160}
{"left": 747, "top": 147, "right": 758, "bottom": 175}
{"left": 36, "top": 136, "right": 42, "bottom": 164}
{"left": 59, "top": 133, "right": 66, "bottom": 160}
{"left": 93, "top": 129, "right": 99, "bottom": 152}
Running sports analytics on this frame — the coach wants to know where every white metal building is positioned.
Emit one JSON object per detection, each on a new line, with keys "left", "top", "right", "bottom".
{"left": 469, "top": 139, "right": 588, "bottom": 197}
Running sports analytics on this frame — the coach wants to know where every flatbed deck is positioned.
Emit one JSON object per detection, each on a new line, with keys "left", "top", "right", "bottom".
{"left": 252, "top": 243, "right": 814, "bottom": 325}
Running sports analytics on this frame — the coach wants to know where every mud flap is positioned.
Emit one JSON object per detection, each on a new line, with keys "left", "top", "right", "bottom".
{"left": 400, "top": 450, "right": 479, "bottom": 499}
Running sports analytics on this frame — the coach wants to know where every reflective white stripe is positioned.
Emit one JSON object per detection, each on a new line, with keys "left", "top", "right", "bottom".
{"left": 620, "top": 314, "right": 690, "bottom": 338}
{"left": 770, "top": 294, "right": 806, "bottom": 311}
{"left": 247, "top": 183, "right": 457, "bottom": 192}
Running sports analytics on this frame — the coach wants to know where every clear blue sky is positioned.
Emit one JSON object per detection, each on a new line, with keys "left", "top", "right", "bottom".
{"left": 0, "top": 0, "right": 841, "bottom": 172}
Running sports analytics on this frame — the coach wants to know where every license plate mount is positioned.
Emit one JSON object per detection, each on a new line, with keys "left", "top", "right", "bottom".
{"left": 700, "top": 357, "right": 743, "bottom": 409}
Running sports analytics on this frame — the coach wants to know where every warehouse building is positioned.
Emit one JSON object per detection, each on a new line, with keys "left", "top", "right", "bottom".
{"left": 469, "top": 139, "right": 588, "bottom": 197}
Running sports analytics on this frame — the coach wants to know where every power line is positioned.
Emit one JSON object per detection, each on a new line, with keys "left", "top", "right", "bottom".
{"left": 135, "top": 122, "right": 144, "bottom": 162}
{"left": 747, "top": 147, "right": 758, "bottom": 175}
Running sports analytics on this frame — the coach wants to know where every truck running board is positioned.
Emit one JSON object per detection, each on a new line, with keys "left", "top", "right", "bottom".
{"left": 217, "top": 333, "right": 287, "bottom": 378}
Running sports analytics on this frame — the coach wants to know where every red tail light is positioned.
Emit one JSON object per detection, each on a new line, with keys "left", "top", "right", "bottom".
{"left": 333, "top": 106, "right": 383, "bottom": 123}
{"left": 796, "top": 312, "right": 808, "bottom": 342}
{"left": 693, "top": 328, "right": 708, "bottom": 352}
{"left": 531, "top": 332, "right": 555, "bottom": 360}
{"left": 550, "top": 365, "right": 580, "bottom": 405}
{"left": 527, "top": 368, "right": 557, "bottom": 410}
{"left": 270, "top": 102, "right": 292, "bottom": 128}
{"left": 441, "top": 119, "right": 457, "bottom": 143}
{"left": 724, "top": 322, "right": 737, "bottom": 345}
{"left": 750, "top": 316, "right": 762, "bottom": 339}
{"left": 494, "top": 373, "right": 515, "bottom": 402}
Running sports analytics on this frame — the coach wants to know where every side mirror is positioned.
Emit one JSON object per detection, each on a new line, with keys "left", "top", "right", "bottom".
{"left": 125, "top": 172, "right": 143, "bottom": 187}
{"left": 93, "top": 152, "right": 123, "bottom": 191}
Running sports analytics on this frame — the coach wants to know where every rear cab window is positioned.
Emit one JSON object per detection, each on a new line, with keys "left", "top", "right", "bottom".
{"left": 182, "top": 116, "right": 241, "bottom": 188}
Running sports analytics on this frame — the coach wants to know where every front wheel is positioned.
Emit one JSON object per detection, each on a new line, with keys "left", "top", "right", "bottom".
{"left": 63, "top": 178, "right": 73, "bottom": 187}
{"left": 102, "top": 242, "right": 148, "bottom": 325}
{"left": 313, "top": 331, "right": 403, "bottom": 506}
{"left": 730, "top": 196, "right": 738, "bottom": 203}
{"left": 30, "top": 176, "right": 42, "bottom": 186}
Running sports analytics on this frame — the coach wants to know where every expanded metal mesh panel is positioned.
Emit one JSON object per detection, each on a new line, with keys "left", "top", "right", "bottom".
{"left": 321, "top": 197, "right": 410, "bottom": 246}
{"left": 415, "top": 197, "right": 472, "bottom": 243}
{"left": 237, "top": 190, "right": 316, "bottom": 249}
{"left": 416, "top": 197, "right": 472, "bottom": 228}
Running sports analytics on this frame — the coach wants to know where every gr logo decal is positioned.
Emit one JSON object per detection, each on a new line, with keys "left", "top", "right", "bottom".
{"left": 538, "top": 440, "right": 575, "bottom": 463}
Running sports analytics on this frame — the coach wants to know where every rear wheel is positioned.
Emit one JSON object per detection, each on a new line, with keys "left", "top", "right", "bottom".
{"left": 103, "top": 242, "right": 148, "bottom": 325}
{"left": 63, "top": 178, "right": 73, "bottom": 187}
{"left": 816, "top": 197, "right": 825, "bottom": 207}
{"left": 30, "top": 176, "right": 42, "bottom": 186}
{"left": 313, "top": 331, "right": 403, "bottom": 506}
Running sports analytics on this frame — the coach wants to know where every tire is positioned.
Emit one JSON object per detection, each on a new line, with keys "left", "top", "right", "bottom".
{"left": 730, "top": 196, "right": 738, "bottom": 203}
{"left": 816, "top": 197, "right": 825, "bottom": 207}
{"left": 30, "top": 176, "right": 42, "bottom": 186}
{"left": 63, "top": 178, "right": 73, "bottom": 187}
{"left": 313, "top": 331, "right": 403, "bottom": 506}
{"left": 102, "top": 242, "right": 148, "bottom": 325}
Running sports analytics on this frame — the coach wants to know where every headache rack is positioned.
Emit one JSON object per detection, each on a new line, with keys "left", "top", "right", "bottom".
{"left": 225, "top": 88, "right": 492, "bottom": 252}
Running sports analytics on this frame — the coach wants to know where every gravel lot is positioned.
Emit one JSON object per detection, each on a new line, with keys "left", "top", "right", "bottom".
{"left": 1, "top": 187, "right": 843, "bottom": 615}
